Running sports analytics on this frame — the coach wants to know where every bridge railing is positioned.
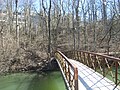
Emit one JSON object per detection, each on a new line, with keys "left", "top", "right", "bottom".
{"left": 65, "top": 50, "right": 120, "bottom": 87}
{"left": 55, "top": 51, "right": 78, "bottom": 90}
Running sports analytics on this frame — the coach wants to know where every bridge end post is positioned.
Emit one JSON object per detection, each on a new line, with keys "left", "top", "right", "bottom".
{"left": 115, "top": 62, "right": 118, "bottom": 85}
{"left": 74, "top": 68, "right": 78, "bottom": 90}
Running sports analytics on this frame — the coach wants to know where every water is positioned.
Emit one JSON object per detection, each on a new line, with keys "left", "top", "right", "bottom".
{"left": 0, "top": 71, "right": 66, "bottom": 90}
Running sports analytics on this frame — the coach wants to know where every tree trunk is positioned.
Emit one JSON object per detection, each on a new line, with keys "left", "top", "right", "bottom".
{"left": 48, "top": 0, "right": 52, "bottom": 55}
{"left": 92, "top": 0, "right": 96, "bottom": 51}
{"left": 15, "top": 0, "right": 19, "bottom": 48}
{"left": 102, "top": 0, "right": 108, "bottom": 53}
{"left": 72, "top": 0, "right": 76, "bottom": 51}
{"left": 75, "top": 0, "right": 80, "bottom": 50}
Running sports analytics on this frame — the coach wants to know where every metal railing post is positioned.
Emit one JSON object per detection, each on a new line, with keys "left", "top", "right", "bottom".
{"left": 115, "top": 62, "right": 118, "bottom": 84}
{"left": 74, "top": 68, "right": 78, "bottom": 90}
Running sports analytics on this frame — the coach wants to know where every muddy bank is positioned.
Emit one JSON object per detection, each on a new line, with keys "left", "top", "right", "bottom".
{"left": 0, "top": 48, "right": 58, "bottom": 74}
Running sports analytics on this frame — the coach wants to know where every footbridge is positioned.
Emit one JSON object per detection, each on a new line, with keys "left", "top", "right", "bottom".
{"left": 55, "top": 50, "right": 120, "bottom": 90}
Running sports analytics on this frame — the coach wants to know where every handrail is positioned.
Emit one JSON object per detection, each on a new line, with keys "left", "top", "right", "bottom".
{"left": 55, "top": 50, "right": 78, "bottom": 90}
{"left": 65, "top": 50, "right": 120, "bottom": 87}
{"left": 79, "top": 50, "right": 120, "bottom": 61}
{"left": 57, "top": 51, "right": 77, "bottom": 69}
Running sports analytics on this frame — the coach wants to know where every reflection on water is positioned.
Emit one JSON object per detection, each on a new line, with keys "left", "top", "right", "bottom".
{"left": 0, "top": 71, "right": 66, "bottom": 90}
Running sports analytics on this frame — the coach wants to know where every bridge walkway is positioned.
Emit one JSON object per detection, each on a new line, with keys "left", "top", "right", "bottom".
{"left": 55, "top": 50, "right": 120, "bottom": 90}
{"left": 69, "top": 59, "right": 120, "bottom": 90}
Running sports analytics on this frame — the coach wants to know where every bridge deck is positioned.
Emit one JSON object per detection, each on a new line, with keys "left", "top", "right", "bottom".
{"left": 69, "top": 59, "right": 120, "bottom": 90}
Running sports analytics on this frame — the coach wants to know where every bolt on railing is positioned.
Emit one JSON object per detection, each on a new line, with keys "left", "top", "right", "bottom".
{"left": 55, "top": 51, "right": 78, "bottom": 90}
{"left": 65, "top": 50, "right": 120, "bottom": 88}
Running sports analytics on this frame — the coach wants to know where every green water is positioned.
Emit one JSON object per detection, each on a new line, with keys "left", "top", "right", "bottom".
{"left": 0, "top": 71, "right": 66, "bottom": 90}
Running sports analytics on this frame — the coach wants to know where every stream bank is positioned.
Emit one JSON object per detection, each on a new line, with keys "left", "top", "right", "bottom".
{"left": 0, "top": 48, "right": 58, "bottom": 74}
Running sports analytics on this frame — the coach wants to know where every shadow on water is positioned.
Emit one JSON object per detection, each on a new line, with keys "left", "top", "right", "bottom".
{"left": 0, "top": 71, "right": 66, "bottom": 90}
{"left": 27, "top": 71, "right": 66, "bottom": 90}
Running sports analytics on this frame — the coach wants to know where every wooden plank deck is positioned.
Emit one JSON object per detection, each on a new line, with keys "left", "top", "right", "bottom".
{"left": 69, "top": 59, "right": 120, "bottom": 90}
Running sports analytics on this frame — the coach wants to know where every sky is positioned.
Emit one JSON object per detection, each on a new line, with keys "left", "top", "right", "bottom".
{"left": 0, "top": 0, "right": 119, "bottom": 19}
{"left": 0, "top": 0, "right": 4, "bottom": 5}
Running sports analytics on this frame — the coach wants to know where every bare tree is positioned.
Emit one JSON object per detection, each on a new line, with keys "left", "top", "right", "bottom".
{"left": 81, "top": 0, "right": 88, "bottom": 50}
{"left": 52, "top": 0, "right": 61, "bottom": 52}
{"left": 72, "top": 0, "right": 76, "bottom": 51}
{"left": 75, "top": 0, "right": 80, "bottom": 49}
{"left": 48, "top": 0, "right": 52, "bottom": 56}
{"left": 91, "top": 0, "right": 97, "bottom": 51}
{"left": 15, "top": 0, "right": 19, "bottom": 47}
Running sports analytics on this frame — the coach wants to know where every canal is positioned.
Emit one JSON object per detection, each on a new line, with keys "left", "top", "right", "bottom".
{"left": 0, "top": 71, "right": 66, "bottom": 90}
